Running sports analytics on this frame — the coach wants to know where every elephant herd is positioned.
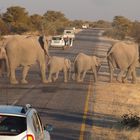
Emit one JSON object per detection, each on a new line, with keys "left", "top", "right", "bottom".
{"left": 0, "top": 35, "right": 139, "bottom": 84}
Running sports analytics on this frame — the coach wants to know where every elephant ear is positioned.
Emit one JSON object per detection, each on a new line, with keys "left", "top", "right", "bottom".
{"left": 38, "top": 35, "right": 49, "bottom": 56}
{"left": 64, "top": 59, "right": 71, "bottom": 69}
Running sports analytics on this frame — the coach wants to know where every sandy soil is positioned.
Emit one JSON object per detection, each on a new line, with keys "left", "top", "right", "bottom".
{"left": 92, "top": 80, "right": 140, "bottom": 140}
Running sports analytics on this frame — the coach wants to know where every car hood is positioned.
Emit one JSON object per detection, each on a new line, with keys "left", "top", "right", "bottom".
{"left": 0, "top": 131, "right": 27, "bottom": 140}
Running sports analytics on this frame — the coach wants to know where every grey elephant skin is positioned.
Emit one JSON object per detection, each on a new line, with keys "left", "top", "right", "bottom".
{"left": 107, "top": 41, "right": 139, "bottom": 83}
{"left": 72, "top": 53, "right": 100, "bottom": 82}
{"left": 47, "top": 56, "right": 71, "bottom": 83}
{"left": 5, "top": 35, "right": 49, "bottom": 84}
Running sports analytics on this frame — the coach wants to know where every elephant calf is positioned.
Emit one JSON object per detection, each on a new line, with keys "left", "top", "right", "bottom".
{"left": 47, "top": 56, "right": 71, "bottom": 83}
{"left": 72, "top": 53, "right": 101, "bottom": 82}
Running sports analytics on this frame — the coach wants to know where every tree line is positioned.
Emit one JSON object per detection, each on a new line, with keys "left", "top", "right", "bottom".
{"left": 104, "top": 16, "right": 140, "bottom": 43}
{"left": 0, "top": 6, "right": 140, "bottom": 43}
{"left": 0, "top": 6, "right": 111, "bottom": 36}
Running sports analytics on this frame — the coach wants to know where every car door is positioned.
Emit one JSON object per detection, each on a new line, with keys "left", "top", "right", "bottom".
{"left": 32, "top": 112, "right": 44, "bottom": 140}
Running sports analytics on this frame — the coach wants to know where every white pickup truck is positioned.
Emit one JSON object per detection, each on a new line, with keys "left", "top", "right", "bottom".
{"left": 63, "top": 29, "right": 75, "bottom": 39}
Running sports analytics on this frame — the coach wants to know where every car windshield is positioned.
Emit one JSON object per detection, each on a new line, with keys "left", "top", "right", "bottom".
{"left": 65, "top": 31, "right": 73, "bottom": 34}
{"left": 0, "top": 115, "right": 26, "bottom": 136}
{"left": 52, "top": 37, "right": 62, "bottom": 40}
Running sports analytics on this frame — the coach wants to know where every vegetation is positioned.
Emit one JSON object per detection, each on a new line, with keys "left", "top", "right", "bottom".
{"left": 120, "top": 113, "right": 140, "bottom": 128}
{"left": 92, "top": 20, "right": 111, "bottom": 28}
{"left": 104, "top": 16, "right": 133, "bottom": 40}
{"left": 130, "top": 21, "right": 140, "bottom": 43}
{"left": 0, "top": 6, "right": 140, "bottom": 43}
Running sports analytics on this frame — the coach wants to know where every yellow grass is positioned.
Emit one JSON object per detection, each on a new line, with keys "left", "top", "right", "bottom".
{"left": 92, "top": 83, "right": 140, "bottom": 140}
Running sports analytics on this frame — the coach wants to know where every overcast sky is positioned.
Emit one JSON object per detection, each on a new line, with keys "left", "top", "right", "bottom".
{"left": 0, "top": 0, "right": 139, "bottom": 21}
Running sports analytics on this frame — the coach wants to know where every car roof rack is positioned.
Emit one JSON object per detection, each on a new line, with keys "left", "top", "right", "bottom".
{"left": 21, "top": 104, "right": 32, "bottom": 113}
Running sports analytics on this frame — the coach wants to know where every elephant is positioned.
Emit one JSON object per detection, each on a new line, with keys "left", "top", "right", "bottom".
{"left": 0, "top": 47, "right": 9, "bottom": 77}
{"left": 47, "top": 56, "right": 71, "bottom": 83}
{"left": 107, "top": 41, "right": 139, "bottom": 83}
{"left": 72, "top": 53, "right": 101, "bottom": 82}
{"left": 5, "top": 35, "right": 49, "bottom": 84}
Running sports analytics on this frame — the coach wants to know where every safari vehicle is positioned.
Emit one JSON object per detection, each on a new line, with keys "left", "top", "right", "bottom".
{"left": 49, "top": 35, "right": 65, "bottom": 48}
{"left": 0, "top": 104, "right": 53, "bottom": 140}
{"left": 63, "top": 29, "right": 75, "bottom": 39}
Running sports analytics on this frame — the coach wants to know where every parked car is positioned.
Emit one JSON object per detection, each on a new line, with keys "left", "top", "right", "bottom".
{"left": 49, "top": 35, "right": 65, "bottom": 48}
{"left": 0, "top": 104, "right": 53, "bottom": 140}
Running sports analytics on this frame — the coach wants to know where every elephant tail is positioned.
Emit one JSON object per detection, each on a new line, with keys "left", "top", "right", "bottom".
{"left": 107, "top": 45, "right": 113, "bottom": 57}
{"left": 72, "top": 60, "right": 76, "bottom": 80}
{"left": 72, "top": 54, "right": 79, "bottom": 80}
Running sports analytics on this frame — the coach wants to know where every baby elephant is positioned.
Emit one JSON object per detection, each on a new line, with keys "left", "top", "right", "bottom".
{"left": 72, "top": 53, "right": 100, "bottom": 82}
{"left": 48, "top": 56, "right": 71, "bottom": 83}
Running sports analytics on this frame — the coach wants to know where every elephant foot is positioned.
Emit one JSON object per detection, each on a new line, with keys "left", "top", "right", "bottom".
{"left": 10, "top": 80, "right": 19, "bottom": 85}
{"left": 116, "top": 77, "right": 122, "bottom": 83}
{"left": 42, "top": 80, "right": 48, "bottom": 84}
{"left": 132, "top": 80, "right": 137, "bottom": 84}
{"left": 77, "top": 79, "right": 83, "bottom": 83}
{"left": 52, "top": 77, "right": 57, "bottom": 82}
{"left": 48, "top": 79, "right": 52, "bottom": 83}
{"left": 21, "top": 79, "right": 28, "bottom": 84}
{"left": 94, "top": 80, "right": 98, "bottom": 83}
{"left": 122, "top": 77, "right": 128, "bottom": 83}
{"left": 64, "top": 80, "right": 68, "bottom": 83}
{"left": 72, "top": 74, "right": 75, "bottom": 80}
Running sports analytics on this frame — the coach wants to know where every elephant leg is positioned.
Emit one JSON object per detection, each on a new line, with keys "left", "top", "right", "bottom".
{"left": 81, "top": 71, "right": 86, "bottom": 82}
{"left": 0, "top": 60, "right": 5, "bottom": 77}
{"left": 21, "top": 66, "right": 30, "bottom": 84}
{"left": 92, "top": 67, "right": 97, "bottom": 82}
{"left": 72, "top": 73, "right": 76, "bottom": 80}
{"left": 63, "top": 69, "right": 68, "bottom": 83}
{"left": 53, "top": 72, "right": 59, "bottom": 82}
{"left": 122, "top": 68, "right": 131, "bottom": 83}
{"left": 39, "top": 62, "right": 47, "bottom": 83}
{"left": 131, "top": 69, "right": 137, "bottom": 84}
{"left": 108, "top": 60, "right": 114, "bottom": 82}
{"left": 10, "top": 66, "right": 18, "bottom": 84}
{"left": 48, "top": 72, "right": 53, "bottom": 83}
{"left": 77, "top": 71, "right": 82, "bottom": 82}
{"left": 129, "top": 64, "right": 137, "bottom": 84}
{"left": 117, "top": 70, "right": 125, "bottom": 83}
{"left": 0, "top": 62, "right": 2, "bottom": 77}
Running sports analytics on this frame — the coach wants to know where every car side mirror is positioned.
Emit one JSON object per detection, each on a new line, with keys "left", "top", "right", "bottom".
{"left": 44, "top": 124, "right": 53, "bottom": 132}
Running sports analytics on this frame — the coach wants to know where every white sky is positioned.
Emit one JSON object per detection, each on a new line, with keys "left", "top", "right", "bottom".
{"left": 0, "top": 0, "right": 139, "bottom": 21}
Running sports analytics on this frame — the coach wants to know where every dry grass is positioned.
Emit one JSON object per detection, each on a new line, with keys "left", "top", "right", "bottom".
{"left": 92, "top": 82, "right": 140, "bottom": 140}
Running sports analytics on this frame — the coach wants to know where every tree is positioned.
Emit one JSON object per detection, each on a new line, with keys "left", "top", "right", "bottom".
{"left": 0, "top": 18, "right": 9, "bottom": 35}
{"left": 130, "top": 21, "right": 140, "bottom": 43}
{"left": 30, "top": 14, "right": 43, "bottom": 32}
{"left": 2, "top": 6, "right": 32, "bottom": 33}
{"left": 43, "top": 11, "right": 69, "bottom": 35}
{"left": 70, "top": 20, "right": 84, "bottom": 28}
{"left": 94, "top": 20, "right": 111, "bottom": 28}
{"left": 112, "top": 16, "right": 132, "bottom": 39}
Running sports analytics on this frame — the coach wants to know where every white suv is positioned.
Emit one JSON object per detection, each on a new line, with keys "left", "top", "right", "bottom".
{"left": 49, "top": 35, "right": 65, "bottom": 48}
{"left": 0, "top": 104, "right": 52, "bottom": 140}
